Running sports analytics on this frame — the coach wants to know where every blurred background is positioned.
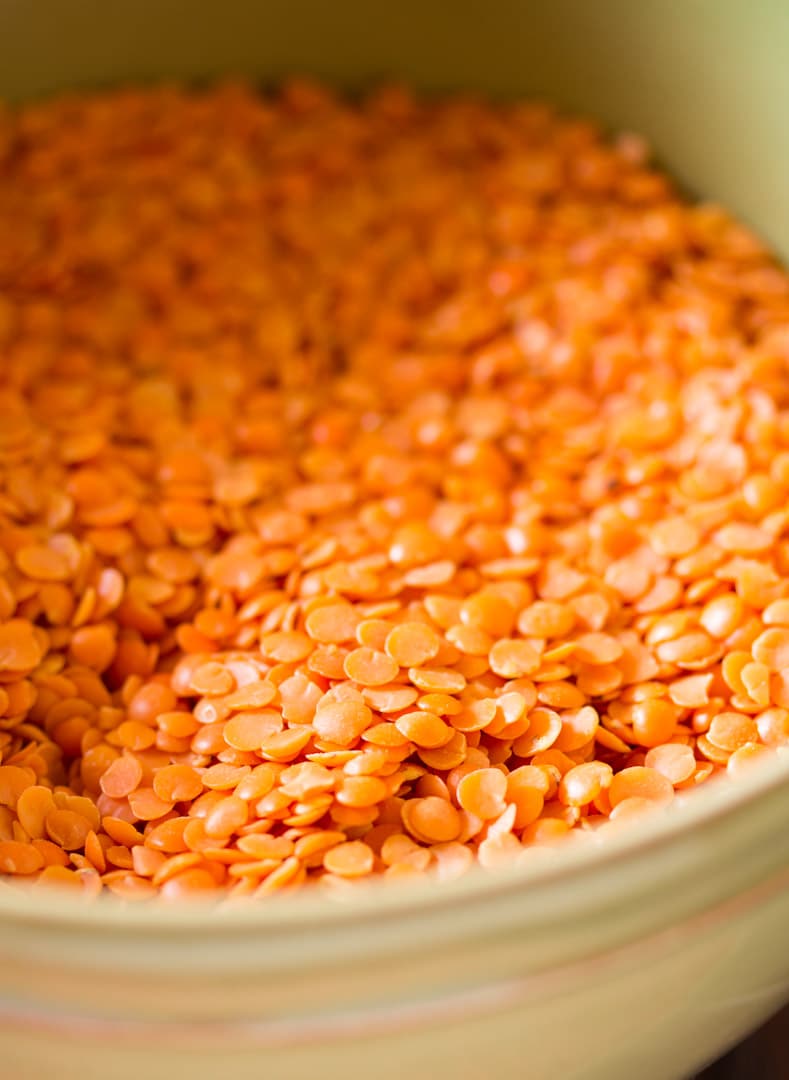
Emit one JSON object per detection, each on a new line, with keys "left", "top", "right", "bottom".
{"left": 701, "top": 1006, "right": 788, "bottom": 1078}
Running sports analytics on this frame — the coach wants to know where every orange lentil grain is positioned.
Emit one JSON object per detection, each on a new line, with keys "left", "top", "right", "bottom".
{"left": 763, "top": 599, "right": 789, "bottom": 627}
{"left": 727, "top": 743, "right": 773, "bottom": 777}
{"left": 0, "top": 766, "right": 36, "bottom": 809}
{"left": 202, "top": 764, "right": 251, "bottom": 791}
{"left": 518, "top": 603, "right": 575, "bottom": 639}
{"left": 416, "top": 731, "right": 468, "bottom": 771}
{"left": 608, "top": 797, "right": 662, "bottom": 824}
{"left": 521, "top": 818, "right": 571, "bottom": 845}
{"left": 752, "top": 628, "right": 789, "bottom": 671}
{"left": 456, "top": 769, "right": 507, "bottom": 820}
{"left": 488, "top": 639, "right": 541, "bottom": 679}
{"left": 0, "top": 840, "right": 45, "bottom": 875}
{"left": 506, "top": 767, "right": 548, "bottom": 827}
{"left": 304, "top": 603, "right": 360, "bottom": 644}
{"left": 0, "top": 621, "right": 44, "bottom": 672}
{"left": 696, "top": 735, "right": 732, "bottom": 766}
{"left": 354, "top": 620, "right": 392, "bottom": 651}
{"left": 644, "top": 744, "right": 697, "bottom": 786}
{"left": 608, "top": 767, "right": 675, "bottom": 808}
{"left": 152, "top": 765, "right": 204, "bottom": 804}
{"left": 706, "top": 712, "right": 760, "bottom": 753}
{"left": 402, "top": 797, "right": 462, "bottom": 844}
{"left": 756, "top": 708, "right": 789, "bottom": 747}
{"left": 313, "top": 699, "right": 373, "bottom": 747}
{"left": 337, "top": 776, "right": 389, "bottom": 808}
{"left": 559, "top": 762, "right": 613, "bottom": 808}
{"left": 127, "top": 788, "right": 174, "bottom": 822}
{"left": 322, "top": 840, "right": 375, "bottom": 878}
{"left": 572, "top": 633, "right": 624, "bottom": 665}
{"left": 69, "top": 625, "right": 117, "bottom": 673}
{"left": 32, "top": 840, "right": 72, "bottom": 868}
{"left": 629, "top": 699, "right": 680, "bottom": 749}
{"left": 189, "top": 662, "right": 236, "bottom": 697}
{"left": 381, "top": 833, "right": 431, "bottom": 870}
{"left": 344, "top": 648, "right": 399, "bottom": 687}
{"left": 512, "top": 709, "right": 563, "bottom": 757}
{"left": 408, "top": 668, "right": 466, "bottom": 694}
{"left": 160, "top": 868, "right": 218, "bottom": 900}
{"left": 15, "top": 785, "right": 56, "bottom": 840}
{"left": 363, "top": 685, "right": 420, "bottom": 713}
{"left": 394, "top": 711, "right": 452, "bottom": 749}
{"left": 99, "top": 755, "right": 144, "bottom": 800}
{"left": 224, "top": 711, "right": 283, "bottom": 751}
{"left": 668, "top": 674, "right": 713, "bottom": 709}
{"left": 554, "top": 706, "right": 600, "bottom": 753}
{"left": 384, "top": 623, "right": 442, "bottom": 668}
{"left": 102, "top": 818, "right": 143, "bottom": 848}
{"left": 44, "top": 809, "right": 92, "bottom": 851}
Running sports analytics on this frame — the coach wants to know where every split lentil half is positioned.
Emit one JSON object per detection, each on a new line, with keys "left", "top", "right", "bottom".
{"left": 0, "top": 80, "right": 788, "bottom": 900}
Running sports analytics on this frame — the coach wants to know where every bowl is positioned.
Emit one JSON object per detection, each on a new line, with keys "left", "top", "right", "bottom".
{"left": 2, "top": 3, "right": 789, "bottom": 1078}
{"left": 2, "top": 757, "right": 789, "bottom": 1080}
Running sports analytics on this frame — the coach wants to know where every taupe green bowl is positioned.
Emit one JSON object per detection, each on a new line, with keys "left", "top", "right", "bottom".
{"left": 2, "top": 3, "right": 789, "bottom": 1078}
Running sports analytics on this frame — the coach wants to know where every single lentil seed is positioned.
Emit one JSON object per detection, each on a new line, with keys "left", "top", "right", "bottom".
{"left": 384, "top": 623, "right": 442, "bottom": 667}
{"left": 322, "top": 840, "right": 374, "bottom": 878}
{"left": 608, "top": 767, "right": 675, "bottom": 808}
{"left": 401, "top": 798, "right": 462, "bottom": 844}
{"left": 644, "top": 744, "right": 697, "bottom": 786}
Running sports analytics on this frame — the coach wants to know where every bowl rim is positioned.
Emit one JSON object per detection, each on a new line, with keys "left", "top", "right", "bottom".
{"left": 0, "top": 749, "right": 787, "bottom": 938}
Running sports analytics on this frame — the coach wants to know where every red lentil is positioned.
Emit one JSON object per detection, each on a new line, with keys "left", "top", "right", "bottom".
{"left": 0, "top": 80, "right": 785, "bottom": 899}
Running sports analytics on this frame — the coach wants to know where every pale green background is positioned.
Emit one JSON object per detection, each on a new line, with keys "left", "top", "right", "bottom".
{"left": 1, "top": 0, "right": 787, "bottom": 255}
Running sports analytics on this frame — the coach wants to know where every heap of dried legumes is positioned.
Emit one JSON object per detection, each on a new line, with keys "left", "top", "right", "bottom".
{"left": 0, "top": 80, "right": 788, "bottom": 900}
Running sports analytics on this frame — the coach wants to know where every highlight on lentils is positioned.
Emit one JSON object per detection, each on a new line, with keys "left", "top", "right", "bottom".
{"left": 0, "top": 79, "right": 787, "bottom": 902}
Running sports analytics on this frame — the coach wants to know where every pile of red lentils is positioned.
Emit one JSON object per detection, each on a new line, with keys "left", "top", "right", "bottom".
{"left": 0, "top": 80, "right": 788, "bottom": 900}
